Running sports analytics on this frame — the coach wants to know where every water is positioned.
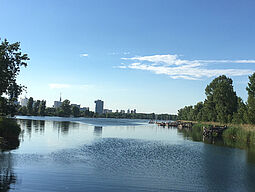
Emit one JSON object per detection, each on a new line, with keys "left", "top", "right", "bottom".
{"left": 1, "top": 116, "right": 255, "bottom": 191}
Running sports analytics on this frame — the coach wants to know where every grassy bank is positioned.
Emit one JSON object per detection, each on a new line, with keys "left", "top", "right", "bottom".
{"left": 181, "top": 120, "right": 255, "bottom": 149}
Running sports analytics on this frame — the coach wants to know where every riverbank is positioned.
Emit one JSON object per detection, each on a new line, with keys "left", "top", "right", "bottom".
{"left": 180, "top": 121, "right": 255, "bottom": 149}
{"left": 0, "top": 117, "right": 21, "bottom": 150}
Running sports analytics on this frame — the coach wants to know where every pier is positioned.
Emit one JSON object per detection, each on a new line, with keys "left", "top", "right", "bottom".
{"left": 203, "top": 125, "right": 228, "bottom": 137}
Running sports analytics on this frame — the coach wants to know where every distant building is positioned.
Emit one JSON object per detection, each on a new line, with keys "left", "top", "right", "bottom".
{"left": 116, "top": 110, "right": 119, "bottom": 113}
{"left": 53, "top": 94, "right": 62, "bottom": 108}
{"left": 80, "top": 107, "right": 89, "bottom": 112}
{"left": 54, "top": 101, "right": 62, "bottom": 108}
{"left": 120, "top": 110, "right": 125, "bottom": 114}
{"left": 20, "top": 97, "right": 29, "bottom": 107}
{"left": 134, "top": 109, "right": 136, "bottom": 114}
{"left": 95, "top": 100, "right": 104, "bottom": 114}
{"left": 127, "top": 109, "right": 130, "bottom": 114}
{"left": 71, "top": 104, "right": 81, "bottom": 109}
{"left": 103, "top": 109, "right": 112, "bottom": 113}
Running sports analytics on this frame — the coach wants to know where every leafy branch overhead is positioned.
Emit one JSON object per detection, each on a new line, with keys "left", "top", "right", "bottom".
{"left": 0, "top": 38, "right": 29, "bottom": 99}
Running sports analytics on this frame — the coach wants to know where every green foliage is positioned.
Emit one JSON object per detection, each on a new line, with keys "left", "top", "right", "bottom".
{"left": 33, "top": 100, "right": 40, "bottom": 115}
{"left": 0, "top": 117, "right": 21, "bottom": 139}
{"left": 58, "top": 100, "right": 71, "bottom": 117}
{"left": 27, "top": 97, "right": 33, "bottom": 115}
{"left": 18, "top": 106, "right": 28, "bottom": 115}
{"left": 192, "top": 102, "right": 203, "bottom": 121}
{"left": 0, "top": 39, "right": 29, "bottom": 98}
{"left": 0, "top": 38, "right": 29, "bottom": 117}
{"left": 232, "top": 97, "right": 248, "bottom": 124}
{"left": 178, "top": 75, "right": 238, "bottom": 124}
{"left": 223, "top": 126, "right": 255, "bottom": 147}
{"left": 72, "top": 106, "right": 80, "bottom": 117}
{"left": 205, "top": 75, "right": 237, "bottom": 123}
{"left": 39, "top": 100, "right": 46, "bottom": 116}
{"left": 177, "top": 106, "right": 194, "bottom": 121}
{"left": 246, "top": 73, "right": 255, "bottom": 124}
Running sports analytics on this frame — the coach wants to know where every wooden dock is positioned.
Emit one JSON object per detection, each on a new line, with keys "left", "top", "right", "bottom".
{"left": 203, "top": 125, "right": 228, "bottom": 137}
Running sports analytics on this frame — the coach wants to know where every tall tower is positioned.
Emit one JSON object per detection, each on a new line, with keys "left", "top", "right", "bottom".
{"left": 60, "top": 92, "right": 62, "bottom": 102}
{"left": 94, "top": 100, "right": 104, "bottom": 114}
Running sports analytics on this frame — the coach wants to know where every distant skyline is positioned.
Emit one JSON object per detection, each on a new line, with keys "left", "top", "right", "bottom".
{"left": 1, "top": 0, "right": 255, "bottom": 114}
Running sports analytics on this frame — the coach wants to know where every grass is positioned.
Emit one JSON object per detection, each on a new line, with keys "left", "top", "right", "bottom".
{"left": 180, "top": 120, "right": 255, "bottom": 149}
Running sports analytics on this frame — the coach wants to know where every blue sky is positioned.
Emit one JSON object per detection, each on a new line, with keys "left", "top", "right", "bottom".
{"left": 1, "top": 0, "right": 255, "bottom": 114}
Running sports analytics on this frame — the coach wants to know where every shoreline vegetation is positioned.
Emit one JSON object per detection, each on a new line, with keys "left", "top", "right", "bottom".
{"left": 176, "top": 74, "right": 255, "bottom": 150}
{"left": 0, "top": 38, "right": 29, "bottom": 150}
{"left": 0, "top": 117, "right": 21, "bottom": 150}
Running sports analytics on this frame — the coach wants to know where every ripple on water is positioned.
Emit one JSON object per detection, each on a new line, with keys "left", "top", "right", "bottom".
{"left": 9, "top": 138, "right": 255, "bottom": 192}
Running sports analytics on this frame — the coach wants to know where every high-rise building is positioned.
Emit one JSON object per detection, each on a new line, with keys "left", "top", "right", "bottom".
{"left": 20, "top": 97, "right": 29, "bottom": 107}
{"left": 95, "top": 100, "right": 104, "bottom": 114}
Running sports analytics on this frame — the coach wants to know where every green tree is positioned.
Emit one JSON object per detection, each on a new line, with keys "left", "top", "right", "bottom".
{"left": 193, "top": 102, "right": 203, "bottom": 121}
{"left": 18, "top": 106, "right": 28, "bottom": 116}
{"left": 59, "top": 100, "right": 71, "bottom": 117}
{"left": 232, "top": 97, "right": 248, "bottom": 124}
{"left": 72, "top": 106, "right": 80, "bottom": 117}
{"left": 246, "top": 73, "right": 255, "bottom": 124}
{"left": 205, "top": 75, "right": 238, "bottom": 123}
{"left": 33, "top": 100, "right": 40, "bottom": 115}
{"left": 39, "top": 100, "right": 46, "bottom": 116}
{"left": 27, "top": 97, "right": 34, "bottom": 115}
{"left": 0, "top": 38, "right": 29, "bottom": 116}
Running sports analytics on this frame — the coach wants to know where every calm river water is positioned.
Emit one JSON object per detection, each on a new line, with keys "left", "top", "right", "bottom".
{"left": 1, "top": 116, "right": 255, "bottom": 191}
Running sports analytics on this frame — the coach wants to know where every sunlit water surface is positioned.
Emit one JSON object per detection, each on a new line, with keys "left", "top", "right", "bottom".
{"left": 1, "top": 116, "right": 255, "bottom": 191}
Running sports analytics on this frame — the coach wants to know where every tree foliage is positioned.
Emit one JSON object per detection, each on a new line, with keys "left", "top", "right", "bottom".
{"left": 178, "top": 75, "right": 239, "bottom": 124}
{"left": 246, "top": 73, "right": 255, "bottom": 124}
{"left": 0, "top": 39, "right": 29, "bottom": 99}
{"left": 27, "top": 97, "right": 34, "bottom": 115}
{"left": 0, "top": 38, "right": 29, "bottom": 116}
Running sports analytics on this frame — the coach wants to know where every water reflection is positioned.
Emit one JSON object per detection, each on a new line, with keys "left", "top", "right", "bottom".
{"left": 0, "top": 153, "right": 17, "bottom": 191}
{"left": 94, "top": 126, "right": 102, "bottom": 137}
{"left": 178, "top": 126, "right": 255, "bottom": 164}
{"left": 53, "top": 121, "right": 79, "bottom": 135}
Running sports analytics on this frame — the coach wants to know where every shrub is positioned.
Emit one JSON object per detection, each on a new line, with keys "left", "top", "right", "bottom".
{"left": 0, "top": 117, "right": 21, "bottom": 139}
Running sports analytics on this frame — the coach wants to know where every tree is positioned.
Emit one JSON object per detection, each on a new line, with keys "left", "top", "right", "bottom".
{"left": 59, "top": 100, "right": 71, "bottom": 117}
{"left": 246, "top": 73, "right": 255, "bottom": 124}
{"left": 205, "top": 75, "right": 238, "bottom": 123}
{"left": 0, "top": 38, "right": 29, "bottom": 116}
{"left": 39, "top": 100, "right": 46, "bottom": 116}
{"left": 18, "top": 106, "right": 28, "bottom": 116}
{"left": 27, "top": 97, "right": 34, "bottom": 115}
{"left": 72, "top": 106, "right": 80, "bottom": 117}
{"left": 178, "top": 105, "right": 193, "bottom": 121}
{"left": 192, "top": 102, "right": 203, "bottom": 121}
{"left": 33, "top": 100, "right": 40, "bottom": 115}
{"left": 232, "top": 97, "right": 248, "bottom": 124}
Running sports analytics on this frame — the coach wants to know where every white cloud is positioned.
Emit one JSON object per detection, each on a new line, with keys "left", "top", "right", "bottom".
{"left": 118, "top": 54, "right": 255, "bottom": 80}
{"left": 80, "top": 53, "right": 88, "bottom": 57}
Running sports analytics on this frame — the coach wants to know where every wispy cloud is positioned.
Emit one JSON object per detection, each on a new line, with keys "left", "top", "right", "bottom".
{"left": 49, "top": 83, "right": 93, "bottom": 89}
{"left": 109, "top": 51, "right": 130, "bottom": 56}
{"left": 118, "top": 54, "right": 255, "bottom": 80}
{"left": 80, "top": 53, "right": 88, "bottom": 57}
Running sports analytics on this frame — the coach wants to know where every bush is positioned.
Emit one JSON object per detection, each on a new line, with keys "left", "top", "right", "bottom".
{"left": 0, "top": 117, "right": 21, "bottom": 139}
